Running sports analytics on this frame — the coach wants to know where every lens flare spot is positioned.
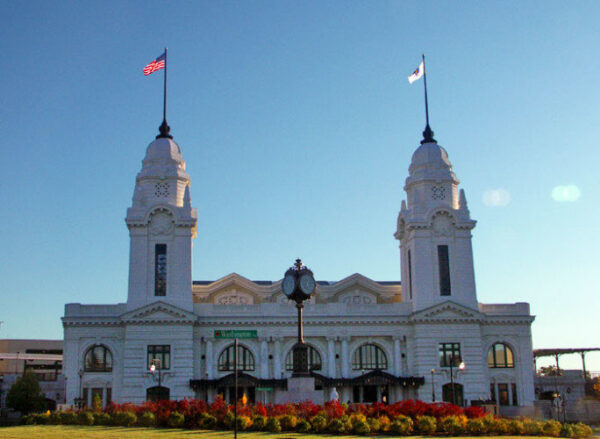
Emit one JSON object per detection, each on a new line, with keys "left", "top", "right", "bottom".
{"left": 552, "top": 185, "right": 581, "bottom": 202}
{"left": 482, "top": 189, "right": 511, "bottom": 207}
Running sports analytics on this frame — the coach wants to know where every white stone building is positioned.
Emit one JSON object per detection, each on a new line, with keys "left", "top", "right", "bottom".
{"left": 62, "top": 125, "right": 535, "bottom": 416}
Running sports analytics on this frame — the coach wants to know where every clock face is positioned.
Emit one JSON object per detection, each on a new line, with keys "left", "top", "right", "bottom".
{"left": 282, "top": 273, "right": 296, "bottom": 296}
{"left": 299, "top": 273, "right": 316, "bottom": 296}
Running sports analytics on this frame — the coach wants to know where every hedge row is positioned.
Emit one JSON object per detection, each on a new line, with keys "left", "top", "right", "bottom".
{"left": 22, "top": 410, "right": 593, "bottom": 437}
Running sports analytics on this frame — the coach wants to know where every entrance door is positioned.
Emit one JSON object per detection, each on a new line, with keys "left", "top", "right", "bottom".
{"left": 146, "top": 385, "right": 170, "bottom": 401}
{"left": 442, "top": 383, "right": 464, "bottom": 406}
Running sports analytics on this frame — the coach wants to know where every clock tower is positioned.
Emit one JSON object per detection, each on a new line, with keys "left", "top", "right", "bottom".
{"left": 125, "top": 134, "right": 197, "bottom": 311}
{"left": 394, "top": 130, "right": 478, "bottom": 311}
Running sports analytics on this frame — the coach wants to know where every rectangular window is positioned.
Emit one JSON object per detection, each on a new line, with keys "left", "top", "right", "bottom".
{"left": 155, "top": 244, "right": 167, "bottom": 296}
{"left": 511, "top": 383, "right": 518, "bottom": 406}
{"left": 490, "top": 383, "right": 496, "bottom": 402}
{"left": 106, "top": 387, "right": 112, "bottom": 405}
{"left": 438, "top": 343, "right": 461, "bottom": 367}
{"left": 147, "top": 345, "right": 171, "bottom": 370}
{"left": 438, "top": 245, "right": 451, "bottom": 296}
{"left": 498, "top": 383, "right": 509, "bottom": 406}
{"left": 407, "top": 249, "right": 413, "bottom": 299}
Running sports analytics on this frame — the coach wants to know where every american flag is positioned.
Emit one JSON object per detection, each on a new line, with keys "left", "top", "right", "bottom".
{"left": 143, "top": 52, "right": 166, "bottom": 76}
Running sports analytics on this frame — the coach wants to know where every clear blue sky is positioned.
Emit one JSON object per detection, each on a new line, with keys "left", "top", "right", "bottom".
{"left": 1, "top": 1, "right": 599, "bottom": 371}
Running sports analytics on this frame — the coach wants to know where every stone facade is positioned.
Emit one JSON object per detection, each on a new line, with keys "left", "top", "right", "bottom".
{"left": 63, "top": 130, "right": 536, "bottom": 415}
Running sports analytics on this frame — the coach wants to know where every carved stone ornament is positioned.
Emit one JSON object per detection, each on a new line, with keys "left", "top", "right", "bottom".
{"left": 149, "top": 211, "right": 174, "bottom": 235}
{"left": 432, "top": 213, "right": 453, "bottom": 237}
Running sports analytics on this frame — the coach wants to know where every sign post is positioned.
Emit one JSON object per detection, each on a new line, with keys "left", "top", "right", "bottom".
{"left": 214, "top": 330, "right": 258, "bottom": 439}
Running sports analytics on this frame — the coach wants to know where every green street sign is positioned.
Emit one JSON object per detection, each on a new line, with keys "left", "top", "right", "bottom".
{"left": 256, "top": 387, "right": 273, "bottom": 392}
{"left": 214, "top": 329, "right": 258, "bottom": 339}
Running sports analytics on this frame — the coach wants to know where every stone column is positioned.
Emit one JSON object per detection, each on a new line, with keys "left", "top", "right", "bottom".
{"left": 393, "top": 336, "right": 402, "bottom": 376}
{"left": 260, "top": 339, "right": 269, "bottom": 379}
{"left": 273, "top": 338, "right": 282, "bottom": 378}
{"left": 205, "top": 338, "right": 214, "bottom": 379}
{"left": 341, "top": 337, "right": 350, "bottom": 378}
{"left": 327, "top": 337, "right": 336, "bottom": 377}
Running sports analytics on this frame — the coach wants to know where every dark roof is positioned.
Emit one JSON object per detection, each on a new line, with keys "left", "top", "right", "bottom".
{"left": 534, "top": 348, "right": 600, "bottom": 358}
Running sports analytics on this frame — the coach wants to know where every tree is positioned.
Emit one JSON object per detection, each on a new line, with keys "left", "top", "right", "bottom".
{"left": 6, "top": 370, "right": 46, "bottom": 414}
{"left": 538, "top": 365, "right": 562, "bottom": 376}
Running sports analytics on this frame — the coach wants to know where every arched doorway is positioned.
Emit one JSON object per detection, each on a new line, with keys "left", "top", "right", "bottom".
{"left": 146, "top": 385, "right": 170, "bottom": 402}
{"left": 442, "top": 383, "right": 464, "bottom": 406}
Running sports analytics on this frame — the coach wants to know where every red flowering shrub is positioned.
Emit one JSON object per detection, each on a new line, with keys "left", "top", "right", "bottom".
{"left": 464, "top": 405, "right": 486, "bottom": 419}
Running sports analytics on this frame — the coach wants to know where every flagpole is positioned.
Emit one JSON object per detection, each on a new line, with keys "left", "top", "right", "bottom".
{"left": 421, "top": 53, "right": 435, "bottom": 143}
{"left": 157, "top": 47, "right": 172, "bottom": 139}
{"left": 422, "top": 54, "right": 429, "bottom": 127}
{"left": 163, "top": 47, "right": 167, "bottom": 124}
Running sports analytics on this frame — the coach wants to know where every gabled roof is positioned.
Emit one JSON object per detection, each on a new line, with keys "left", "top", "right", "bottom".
{"left": 119, "top": 301, "right": 197, "bottom": 325}
{"left": 409, "top": 300, "right": 485, "bottom": 324}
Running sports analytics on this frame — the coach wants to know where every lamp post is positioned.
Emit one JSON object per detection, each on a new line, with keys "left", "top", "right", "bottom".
{"left": 430, "top": 369, "right": 436, "bottom": 402}
{"left": 76, "top": 368, "right": 84, "bottom": 409}
{"left": 281, "top": 259, "right": 317, "bottom": 377}
{"left": 448, "top": 355, "right": 465, "bottom": 406}
{"left": 150, "top": 359, "right": 164, "bottom": 400}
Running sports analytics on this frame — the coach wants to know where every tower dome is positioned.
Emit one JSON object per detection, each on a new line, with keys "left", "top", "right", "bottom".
{"left": 407, "top": 141, "right": 457, "bottom": 184}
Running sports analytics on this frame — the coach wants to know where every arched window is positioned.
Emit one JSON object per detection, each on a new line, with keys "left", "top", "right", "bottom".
{"left": 285, "top": 345, "right": 322, "bottom": 371}
{"left": 84, "top": 345, "right": 113, "bottom": 372}
{"left": 352, "top": 344, "right": 388, "bottom": 370}
{"left": 218, "top": 344, "right": 255, "bottom": 372}
{"left": 488, "top": 343, "right": 514, "bottom": 368}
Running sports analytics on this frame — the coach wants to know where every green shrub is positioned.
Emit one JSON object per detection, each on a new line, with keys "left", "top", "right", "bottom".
{"left": 94, "top": 412, "right": 111, "bottom": 426}
{"left": 266, "top": 417, "right": 281, "bottom": 433}
{"left": 201, "top": 414, "right": 217, "bottom": 429}
{"left": 367, "top": 417, "right": 381, "bottom": 433}
{"left": 391, "top": 415, "right": 414, "bottom": 435}
{"left": 167, "top": 411, "right": 185, "bottom": 428}
{"left": 561, "top": 423, "right": 575, "bottom": 438}
{"left": 297, "top": 419, "right": 311, "bottom": 433}
{"left": 31, "top": 413, "right": 50, "bottom": 425}
{"left": 543, "top": 420, "right": 563, "bottom": 437}
{"left": 509, "top": 419, "right": 525, "bottom": 435}
{"left": 378, "top": 415, "right": 391, "bottom": 432}
{"left": 280, "top": 414, "right": 298, "bottom": 431}
{"left": 112, "top": 411, "right": 137, "bottom": 427}
{"left": 416, "top": 415, "right": 437, "bottom": 435}
{"left": 311, "top": 414, "right": 328, "bottom": 432}
{"left": 20, "top": 414, "right": 34, "bottom": 425}
{"left": 222, "top": 411, "right": 235, "bottom": 428}
{"left": 251, "top": 415, "right": 266, "bottom": 431}
{"left": 328, "top": 418, "right": 346, "bottom": 434}
{"left": 77, "top": 411, "right": 95, "bottom": 426}
{"left": 47, "top": 411, "right": 61, "bottom": 425}
{"left": 466, "top": 418, "right": 486, "bottom": 435}
{"left": 60, "top": 411, "right": 78, "bottom": 425}
{"left": 572, "top": 423, "right": 593, "bottom": 438}
{"left": 353, "top": 419, "right": 371, "bottom": 435}
{"left": 440, "top": 415, "right": 465, "bottom": 436}
{"left": 138, "top": 411, "right": 156, "bottom": 427}
{"left": 235, "top": 415, "right": 253, "bottom": 431}
{"left": 523, "top": 418, "right": 542, "bottom": 435}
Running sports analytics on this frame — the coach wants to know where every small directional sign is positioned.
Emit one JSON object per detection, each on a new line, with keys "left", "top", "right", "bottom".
{"left": 256, "top": 387, "right": 273, "bottom": 392}
{"left": 214, "top": 329, "right": 258, "bottom": 339}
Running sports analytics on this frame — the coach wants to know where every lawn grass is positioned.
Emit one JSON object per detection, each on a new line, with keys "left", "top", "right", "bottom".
{"left": 0, "top": 426, "right": 569, "bottom": 439}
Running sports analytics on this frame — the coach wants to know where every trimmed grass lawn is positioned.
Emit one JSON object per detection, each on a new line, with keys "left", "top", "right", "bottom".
{"left": 0, "top": 426, "right": 568, "bottom": 439}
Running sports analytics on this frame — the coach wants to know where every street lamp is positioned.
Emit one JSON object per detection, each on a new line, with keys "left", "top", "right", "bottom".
{"left": 430, "top": 369, "right": 436, "bottom": 402}
{"left": 281, "top": 259, "right": 317, "bottom": 377}
{"left": 448, "top": 354, "right": 465, "bottom": 406}
{"left": 150, "top": 359, "right": 164, "bottom": 400}
{"left": 75, "top": 368, "right": 84, "bottom": 409}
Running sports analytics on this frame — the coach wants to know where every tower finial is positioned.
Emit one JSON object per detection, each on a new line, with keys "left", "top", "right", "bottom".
{"left": 421, "top": 124, "right": 436, "bottom": 144}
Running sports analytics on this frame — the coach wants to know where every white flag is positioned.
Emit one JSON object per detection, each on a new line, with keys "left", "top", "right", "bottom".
{"left": 408, "top": 60, "right": 424, "bottom": 84}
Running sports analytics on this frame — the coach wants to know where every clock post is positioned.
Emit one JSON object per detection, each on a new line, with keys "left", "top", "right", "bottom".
{"left": 282, "top": 259, "right": 316, "bottom": 378}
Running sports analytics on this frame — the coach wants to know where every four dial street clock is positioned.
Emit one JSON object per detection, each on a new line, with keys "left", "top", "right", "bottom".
{"left": 281, "top": 259, "right": 317, "bottom": 377}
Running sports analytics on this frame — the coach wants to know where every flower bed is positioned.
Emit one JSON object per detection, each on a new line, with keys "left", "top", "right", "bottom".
{"left": 21, "top": 398, "right": 593, "bottom": 438}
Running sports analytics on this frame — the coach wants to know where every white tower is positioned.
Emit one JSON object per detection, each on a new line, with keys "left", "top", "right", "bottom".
{"left": 125, "top": 133, "right": 197, "bottom": 311}
{"left": 395, "top": 130, "right": 477, "bottom": 311}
